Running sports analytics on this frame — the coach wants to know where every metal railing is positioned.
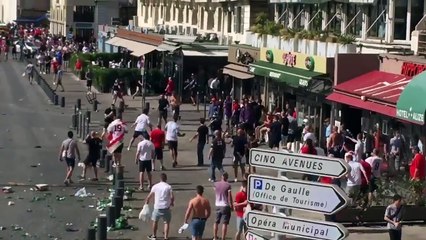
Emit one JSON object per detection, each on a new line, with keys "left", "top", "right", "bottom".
{"left": 26, "top": 58, "right": 57, "bottom": 103}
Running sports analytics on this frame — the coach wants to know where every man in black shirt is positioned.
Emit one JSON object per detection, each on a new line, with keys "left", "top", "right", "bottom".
{"left": 232, "top": 128, "right": 248, "bottom": 182}
{"left": 208, "top": 130, "right": 226, "bottom": 182}
{"left": 280, "top": 111, "right": 289, "bottom": 148}
{"left": 253, "top": 100, "right": 265, "bottom": 127}
{"left": 81, "top": 131, "right": 102, "bottom": 180}
{"left": 209, "top": 113, "right": 222, "bottom": 140}
{"left": 268, "top": 115, "right": 282, "bottom": 150}
{"left": 190, "top": 118, "right": 209, "bottom": 166}
{"left": 158, "top": 94, "right": 169, "bottom": 127}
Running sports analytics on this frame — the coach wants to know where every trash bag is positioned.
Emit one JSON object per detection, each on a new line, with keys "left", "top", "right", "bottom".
{"left": 139, "top": 204, "right": 151, "bottom": 222}
{"left": 74, "top": 187, "right": 94, "bottom": 198}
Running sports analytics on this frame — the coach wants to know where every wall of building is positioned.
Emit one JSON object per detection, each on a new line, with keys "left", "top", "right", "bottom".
{"left": 0, "top": 0, "right": 17, "bottom": 23}
{"left": 334, "top": 54, "right": 380, "bottom": 85}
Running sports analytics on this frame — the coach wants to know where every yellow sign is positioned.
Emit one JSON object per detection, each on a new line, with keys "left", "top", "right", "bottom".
{"left": 260, "top": 48, "right": 327, "bottom": 74}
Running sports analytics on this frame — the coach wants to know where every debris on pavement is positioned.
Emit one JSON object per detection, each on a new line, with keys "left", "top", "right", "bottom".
{"left": 56, "top": 195, "right": 66, "bottom": 201}
{"left": 8, "top": 201, "right": 15, "bottom": 206}
{"left": 11, "top": 225, "right": 23, "bottom": 231}
{"left": 74, "top": 187, "right": 94, "bottom": 197}
{"left": 0, "top": 226, "right": 6, "bottom": 230}
{"left": 35, "top": 184, "right": 49, "bottom": 191}
{"left": 2, "top": 186, "right": 13, "bottom": 193}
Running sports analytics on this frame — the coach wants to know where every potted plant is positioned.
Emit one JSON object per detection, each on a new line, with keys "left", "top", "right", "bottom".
{"left": 296, "top": 29, "right": 308, "bottom": 53}
{"left": 250, "top": 13, "right": 269, "bottom": 47}
{"left": 265, "top": 21, "right": 283, "bottom": 49}
{"left": 305, "top": 31, "right": 318, "bottom": 55}
{"left": 316, "top": 32, "right": 328, "bottom": 57}
{"left": 280, "top": 28, "right": 297, "bottom": 51}
{"left": 337, "top": 34, "right": 357, "bottom": 54}
{"left": 325, "top": 33, "right": 339, "bottom": 57}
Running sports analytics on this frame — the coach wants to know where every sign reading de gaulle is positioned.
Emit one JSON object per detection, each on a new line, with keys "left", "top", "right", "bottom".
{"left": 248, "top": 175, "right": 348, "bottom": 215}
{"left": 249, "top": 148, "right": 349, "bottom": 178}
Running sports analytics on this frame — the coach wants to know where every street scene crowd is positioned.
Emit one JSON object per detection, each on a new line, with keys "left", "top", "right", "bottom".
{"left": 1, "top": 22, "right": 425, "bottom": 240}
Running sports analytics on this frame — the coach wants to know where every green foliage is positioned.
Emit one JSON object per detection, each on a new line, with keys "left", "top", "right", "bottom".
{"left": 374, "top": 177, "right": 426, "bottom": 206}
{"left": 92, "top": 66, "right": 141, "bottom": 93}
{"left": 250, "top": 12, "right": 283, "bottom": 37}
{"left": 145, "top": 68, "right": 165, "bottom": 94}
{"left": 337, "top": 34, "right": 356, "bottom": 45}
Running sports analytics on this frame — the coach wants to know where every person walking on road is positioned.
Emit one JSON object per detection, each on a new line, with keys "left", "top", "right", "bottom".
{"left": 150, "top": 124, "right": 166, "bottom": 171}
{"left": 190, "top": 118, "right": 209, "bottom": 166}
{"left": 53, "top": 69, "right": 65, "bottom": 92}
{"left": 58, "top": 131, "right": 81, "bottom": 186}
{"left": 24, "top": 62, "right": 35, "bottom": 84}
{"left": 234, "top": 180, "right": 248, "bottom": 240}
{"left": 127, "top": 108, "right": 152, "bottom": 151}
{"left": 80, "top": 131, "right": 102, "bottom": 181}
{"left": 165, "top": 115, "right": 181, "bottom": 168}
{"left": 106, "top": 115, "right": 128, "bottom": 167}
{"left": 232, "top": 129, "right": 247, "bottom": 182}
{"left": 384, "top": 194, "right": 403, "bottom": 240}
{"left": 145, "top": 173, "right": 175, "bottom": 240}
{"left": 158, "top": 94, "right": 169, "bottom": 127}
{"left": 184, "top": 185, "right": 211, "bottom": 240}
{"left": 85, "top": 68, "right": 93, "bottom": 92}
{"left": 135, "top": 133, "right": 155, "bottom": 191}
{"left": 213, "top": 172, "right": 233, "bottom": 240}
{"left": 208, "top": 130, "right": 226, "bottom": 182}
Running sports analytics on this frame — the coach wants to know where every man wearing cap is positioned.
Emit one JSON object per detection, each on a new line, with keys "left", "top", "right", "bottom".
{"left": 345, "top": 151, "right": 369, "bottom": 205}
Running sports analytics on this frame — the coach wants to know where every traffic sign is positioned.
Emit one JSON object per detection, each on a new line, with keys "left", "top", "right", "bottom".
{"left": 249, "top": 148, "right": 349, "bottom": 178}
{"left": 246, "top": 211, "right": 348, "bottom": 240}
{"left": 245, "top": 231, "right": 268, "bottom": 240}
{"left": 248, "top": 174, "right": 348, "bottom": 215}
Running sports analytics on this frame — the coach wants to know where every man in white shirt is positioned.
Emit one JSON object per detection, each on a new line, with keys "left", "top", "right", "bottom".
{"left": 135, "top": 133, "right": 155, "bottom": 191}
{"left": 145, "top": 173, "right": 174, "bottom": 240}
{"left": 106, "top": 115, "right": 128, "bottom": 167}
{"left": 365, "top": 148, "right": 382, "bottom": 205}
{"left": 128, "top": 108, "right": 153, "bottom": 151}
{"left": 345, "top": 151, "right": 369, "bottom": 205}
{"left": 165, "top": 115, "right": 181, "bottom": 168}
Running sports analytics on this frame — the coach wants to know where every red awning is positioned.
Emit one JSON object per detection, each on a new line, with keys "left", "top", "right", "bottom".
{"left": 334, "top": 71, "right": 411, "bottom": 104}
{"left": 327, "top": 92, "right": 396, "bottom": 118}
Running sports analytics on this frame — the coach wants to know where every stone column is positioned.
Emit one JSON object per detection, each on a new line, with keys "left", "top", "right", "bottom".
{"left": 304, "top": 5, "right": 310, "bottom": 31}
{"left": 274, "top": 4, "right": 279, "bottom": 22}
{"left": 288, "top": 5, "right": 294, "bottom": 29}
{"left": 361, "top": 5, "right": 368, "bottom": 40}
{"left": 321, "top": 3, "right": 328, "bottom": 31}
{"left": 406, "top": 0, "right": 412, "bottom": 41}
{"left": 386, "top": 0, "right": 395, "bottom": 43}
{"left": 340, "top": 3, "right": 348, "bottom": 34}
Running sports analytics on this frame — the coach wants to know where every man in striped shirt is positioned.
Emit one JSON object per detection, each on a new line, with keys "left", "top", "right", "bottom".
{"left": 106, "top": 115, "right": 128, "bottom": 167}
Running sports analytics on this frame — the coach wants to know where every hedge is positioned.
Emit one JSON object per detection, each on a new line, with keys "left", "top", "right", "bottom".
{"left": 92, "top": 66, "right": 141, "bottom": 93}
{"left": 69, "top": 52, "right": 122, "bottom": 80}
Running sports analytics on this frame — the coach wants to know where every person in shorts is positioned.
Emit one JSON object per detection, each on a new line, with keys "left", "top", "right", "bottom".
{"left": 184, "top": 185, "right": 211, "bottom": 240}
{"left": 234, "top": 180, "right": 248, "bottom": 240}
{"left": 213, "top": 172, "right": 233, "bottom": 240}
{"left": 81, "top": 131, "right": 102, "bottom": 181}
{"left": 165, "top": 115, "right": 180, "bottom": 167}
{"left": 127, "top": 108, "right": 152, "bottom": 150}
{"left": 232, "top": 128, "right": 247, "bottom": 182}
{"left": 58, "top": 131, "right": 81, "bottom": 186}
{"left": 135, "top": 133, "right": 155, "bottom": 191}
{"left": 150, "top": 124, "right": 166, "bottom": 170}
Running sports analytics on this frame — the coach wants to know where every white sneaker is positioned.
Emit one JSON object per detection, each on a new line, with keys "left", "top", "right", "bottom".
{"left": 234, "top": 178, "right": 238, "bottom": 182}
{"left": 127, "top": 147, "right": 130, "bottom": 151}
{"left": 112, "top": 162, "right": 117, "bottom": 168}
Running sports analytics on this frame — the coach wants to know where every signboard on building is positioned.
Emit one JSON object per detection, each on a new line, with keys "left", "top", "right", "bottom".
{"left": 246, "top": 211, "right": 348, "bottom": 240}
{"left": 260, "top": 48, "right": 327, "bottom": 73}
{"left": 228, "top": 45, "right": 260, "bottom": 65}
{"left": 248, "top": 175, "right": 348, "bottom": 215}
{"left": 400, "top": 61, "right": 426, "bottom": 77}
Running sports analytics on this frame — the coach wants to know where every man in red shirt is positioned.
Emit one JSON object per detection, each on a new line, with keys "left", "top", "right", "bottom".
{"left": 150, "top": 124, "right": 166, "bottom": 171}
{"left": 410, "top": 146, "right": 425, "bottom": 181}
{"left": 360, "top": 158, "right": 372, "bottom": 205}
{"left": 234, "top": 180, "right": 248, "bottom": 240}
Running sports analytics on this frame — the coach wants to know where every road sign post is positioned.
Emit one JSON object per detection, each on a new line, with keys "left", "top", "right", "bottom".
{"left": 245, "top": 230, "right": 268, "bottom": 240}
{"left": 249, "top": 148, "right": 349, "bottom": 178}
{"left": 246, "top": 211, "right": 348, "bottom": 240}
{"left": 248, "top": 174, "right": 348, "bottom": 215}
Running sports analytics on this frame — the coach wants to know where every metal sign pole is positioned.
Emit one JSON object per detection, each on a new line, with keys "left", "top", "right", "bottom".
{"left": 140, "top": 56, "right": 145, "bottom": 111}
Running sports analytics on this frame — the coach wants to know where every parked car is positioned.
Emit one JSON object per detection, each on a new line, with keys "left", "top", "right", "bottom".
{"left": 14, "top": 41, "right": 39, "bottom": 57}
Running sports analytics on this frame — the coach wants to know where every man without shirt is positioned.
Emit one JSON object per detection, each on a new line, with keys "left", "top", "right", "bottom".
{"left": 128, "top": 108, "right": 153, "bottom": 151}
{"left": 184, "top": 185, "right": 211, "bottom": 240}
{"left": 135, "top": 133, "right": 155, "bottom": 190}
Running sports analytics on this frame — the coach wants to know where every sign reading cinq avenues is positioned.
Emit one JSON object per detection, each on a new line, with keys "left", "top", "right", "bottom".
{"left": 249, "top": 148, "right": 349, "bottom": 178}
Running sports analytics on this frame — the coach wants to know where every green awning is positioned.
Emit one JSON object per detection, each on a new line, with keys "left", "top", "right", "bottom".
{"left": 396, "top": 71, "right": 426, "bottom": 125}
{"left": 249, "top": 61, "right": 323, "bottom": 88}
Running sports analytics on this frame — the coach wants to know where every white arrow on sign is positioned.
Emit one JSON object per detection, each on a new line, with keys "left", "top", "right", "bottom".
{"left": 249, "top": 148, "right": 349, "bottom": 178}
{"left": 245, "top": 231, "right": 268, "bottom": 240}
{"left": 248, "top": 174, "right": 348, "bottom": 215}
{"left": 246, "top": 211, "right": 348, "bottom": 240}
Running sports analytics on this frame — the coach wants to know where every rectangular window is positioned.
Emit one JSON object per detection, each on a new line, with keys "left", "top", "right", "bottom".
{"left": 73, "top": 6, "right": 94, "bottom": 23}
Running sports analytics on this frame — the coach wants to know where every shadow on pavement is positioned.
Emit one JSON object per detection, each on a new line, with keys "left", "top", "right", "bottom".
{"left": 348, "top": 227, "right": 388, "bottom": 234}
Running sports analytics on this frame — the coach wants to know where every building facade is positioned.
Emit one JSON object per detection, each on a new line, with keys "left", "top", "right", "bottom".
{"left": 49, "top": 0, "right": 134, "bottom": 40}
{"left": 137, "top": 0, "right": 269, "bottom": 45}
{"left": 0, "top": 0, "right": 49, "bottom": 23}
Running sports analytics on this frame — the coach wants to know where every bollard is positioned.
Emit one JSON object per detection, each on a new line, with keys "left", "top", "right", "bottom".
{"left": 115, "top": 169, "right": 124, "bottom": 181}
{"left": 100, "top": 150, "right": 107, "bottom": 168}
{"left": 77, "top": 98, "right": 81, "bottom": 110}
{"left": 82, "top": 114, "right": 86, "bottom": 138}
{"left": 144, "top": 102, "right": 150, "bottom": 112}
{"left": 74, "top": 105, "right": 77, "bottom": 116}
{"left": 54, "top": 94, "right": 59, "bottom": 105}
{"left": 116, "top": 187, "right": 124, "bottom": 198}
{"left": 72, "top": 114, "right": 77, "bottom": 130}
{"left": 93, "top": 100, "right": 98, "bottom": 112}
{"left": 86, "top": 227, "right": 96, "bottom": 240}
{"left": 97, "top": 214, "right": 107, "bottom": 240}
{"left": 116, "top": 179, "right": 125, "bottom": 189}
{"left": 106, "top": 205, "right": 116, "bottom": 227}
{"left": 105, "top": 155, "right": 112, "bottom": 173}
{"left": 112, "top": 166, "right": 116, "bottom": 186}
{"left": 113, "top": 196, "right": 123, "bottom": 217}
{"left": 86, "top": 111, "right": 91, "bottom": 123}
{"left": 78, "top": 112, "right": 83, "bottom": 137}
{"left": 60, "top": 96, "right": 65, "bottom": 108}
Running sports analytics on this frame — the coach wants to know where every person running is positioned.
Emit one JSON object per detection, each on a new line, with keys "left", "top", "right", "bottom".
{"left": 58, "top": 131, "right": 81, "bottom": 186}
{"left": 132, "top": 78, "right": 143, "bottom": 99}
{"left": 127, "top": 108, "right": 152, "bottom": 151}
{"left": 150, "top": 124, "right": 166, "bottom": 171}
{"left": 234, "top": 180, "right": 248, "bottom": 240}
{"left": 190, "top": 118, "right": 209, "bottom": 166}
{"left": 80, "top": 131, "right": 102, "bottom": 181}
{"left": 384, "top": 194, "right": 403, "bottom": 240}
{"left": 24, "top": 62, "right": 35, "bottom": 84}
{"left": 145, "top": 173, "right": 174, "bottom": 240}
{"left": 232, "top": 128, "right": 247, "bottom": 182}
{"left": 53, "top": 69, "right": 65, "bottom": 92}
{"left": 164, "top": 77, "right": 175, "bottom": 102}
{"left": 106, "top": 115, "right": 128, "bottom": 167}
{"left": 184, "top": 185, "right": 211, "bottom": 240}
{"left": 345, "top": 151, "right": 369, "bottom": 205}
{"left": 165, "top": 115, "right": 181, "bottom": 168}
{"left": 208, "top": 130, "right": 226, "bottom": 182}
{"left": 158, "top": 94, "right": 169, "bottom": 127}
{"left": 213, "top": 172, "right": 233, "bottom": 240}
{"left": 135, "top": 132, "right": 155, "bottom": 191}
{"left": 366, "top": 148, "right": 383, "bottom": 205}
{"left": 85, "top": 68, "right": 93, "bottom": 92}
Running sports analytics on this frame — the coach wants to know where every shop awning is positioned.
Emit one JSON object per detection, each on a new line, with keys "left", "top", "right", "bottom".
{"left": 327, "top": 92, "right": 396, "bottom": 118}
{"left": 182, "top": 50, "right": 228, "bottom": 57}
{"left": 396, "top": 71, "right": 426, "bottom": 125}
{"left": 334, "top": 71, "right": 411, "bottom": 104}
{"left": 249, "top": 61, "right": 323, "bottom": 88}
{"left": 223, "top": 64, "right": 254, "bottom": 80}
{"left": 106, "top": 37, "right": 157, "bottom": 56}
{"left": 156, "top": 41, "right": 181, "bottom": 52}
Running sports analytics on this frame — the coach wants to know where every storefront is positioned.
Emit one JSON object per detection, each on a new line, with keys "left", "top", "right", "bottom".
{"left": 223, "top": 45, "right": 259, "bottom": 100}
{"left": 249, "top": 47, "right": 333, "bottom": 144}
